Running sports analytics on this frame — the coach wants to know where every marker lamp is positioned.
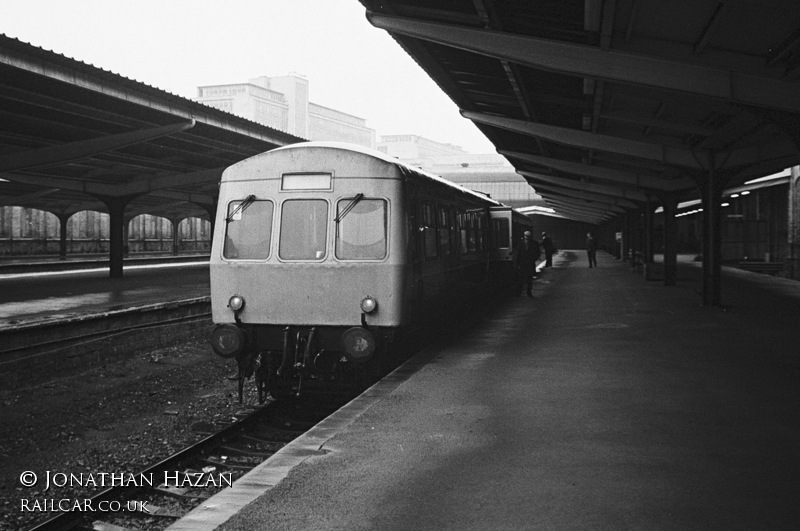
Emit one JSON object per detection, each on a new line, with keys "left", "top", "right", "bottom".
{"left": 228, "top": 295, "right": 245, "bottom": 312}
{"left": 360, "top": 297, "right": 378, "bottom": 313}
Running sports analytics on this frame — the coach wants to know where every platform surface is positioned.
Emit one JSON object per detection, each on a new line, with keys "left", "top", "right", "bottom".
{"left": 166, "top": 250, "right": 800, "bottom": 531}
{"left": 0, "top": 261, "right": 209, "bottom": 328}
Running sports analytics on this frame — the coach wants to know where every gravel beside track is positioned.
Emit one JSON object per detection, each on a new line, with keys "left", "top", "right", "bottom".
{"left": 0, "top": 331, "right": 262, "bottom": 531}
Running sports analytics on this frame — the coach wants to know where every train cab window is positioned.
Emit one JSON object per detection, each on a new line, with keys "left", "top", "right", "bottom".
{"left": 223, "top": 199, "right": 273, "bottom": 260}
{"left": 279, "top": 199, "right": 328, "bottom": 260}
{"left": 335, "top": 198, "right": 387, "bottom": 260}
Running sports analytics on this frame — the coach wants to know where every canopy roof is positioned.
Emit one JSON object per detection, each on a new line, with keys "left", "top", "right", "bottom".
{"left": 359, "top": 0, "right": 800, "bottom": 223}
{"left": 0, "top": 34, "right": 303, "bottom": 222}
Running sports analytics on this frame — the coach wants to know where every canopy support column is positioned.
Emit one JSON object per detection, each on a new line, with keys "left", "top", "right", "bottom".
{"left": 700, "top": 158, "right": 725, "bottom": 307}
{"left": 57, "top": 213, "right": 70, "bottom": 260}
{"left": 789, "top": 165, "right": 800, "bottom": 280}
{"left": 661, "top": 193, "right": 679, "bottom": 287}
{"left": 103, "top": 196, "right": 134, "bottom": 278}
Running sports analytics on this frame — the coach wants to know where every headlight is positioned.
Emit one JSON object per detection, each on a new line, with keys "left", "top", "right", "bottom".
{"left": 228, "top": 295, "right": 245, "bottom": 312}
{"left": 210, "top": 324, "right": 246, "bottom": 358}
{"left": 360, "top": 296, "right": 378, "bottom": 313}
{"left": 342, "top": 327, "right": 376, "bottom": 363}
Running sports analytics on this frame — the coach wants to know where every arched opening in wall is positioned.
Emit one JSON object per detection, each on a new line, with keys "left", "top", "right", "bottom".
{"left": 0, "top": 206, "right": 62, "bottom": 256}
{"left": 66, "top": 210, "right": 110, "bottom": 255}
{"left": 177, "top": 217, "right": 212, "bottom": 254}
{"left": 128, "top": 214, "right": 174, "bottom": 255}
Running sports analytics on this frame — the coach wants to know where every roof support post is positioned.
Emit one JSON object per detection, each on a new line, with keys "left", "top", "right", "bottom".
{"left": 788, "top": 165, "right": 800, "bottom": 281}
{"left": 634, "top": 207, "right": 645, "bottom": 269}
{"left": 103, "top": 196, "right": 134, "bottom": 279}
{"left": 660, "top": 193, "right": 679, "bottom": 287}
{"left": 623, "top": 212, "right": 632, "bottom": 262}
{"left": 700, "top": 158, "right": 726, "bottom": 307}
{"left": 56, "top": 213, "right": 70, "bottom": 261}
{"left": 168, "top": 217, "right": 184, "bottom": 256}
{"left": 644, "top": 195, "right": 655, "bottom": 266}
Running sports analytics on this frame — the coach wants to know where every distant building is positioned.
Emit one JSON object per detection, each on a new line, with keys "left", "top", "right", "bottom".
{"left": 377, "top": 134, "right": 467, "bottom": 158}
{"left": 377, "top": 135, "right": 543, "bottom": 209}
{"left": 196, "top": 74, "right": 376, "bottom": 148}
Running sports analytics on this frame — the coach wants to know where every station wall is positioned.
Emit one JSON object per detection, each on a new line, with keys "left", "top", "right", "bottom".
{"left": 0, "top": 207, "right": 211, "bottom": 256}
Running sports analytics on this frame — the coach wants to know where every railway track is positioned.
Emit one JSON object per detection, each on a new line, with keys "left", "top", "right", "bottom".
{"left": 25, "top": 399, "right": 339, "bottom": 531}
{"left": 0, "top": 298, "right": 211, "bottom": 389}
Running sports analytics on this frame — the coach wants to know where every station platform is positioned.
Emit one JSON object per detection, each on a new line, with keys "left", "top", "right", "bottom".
{"left": 0, "top": 258, "right": 210, "bottom": 328}
{"left": 170, "top": 250, "right": 800, "bottom": 531}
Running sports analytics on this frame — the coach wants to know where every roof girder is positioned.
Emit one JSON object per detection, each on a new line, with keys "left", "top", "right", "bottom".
{"left": 367, "top": 12, "right": 800, "bottom": 113}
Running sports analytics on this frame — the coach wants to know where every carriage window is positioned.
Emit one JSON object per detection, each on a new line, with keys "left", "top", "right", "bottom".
{"left": 438, "top": 206, "right": 452, "bottom": 257}
{"left": 458, "top": 212, "right": 468, "bottom": 255}
{"left": 422, "top": 202, "right": 438, "bottom": 259}
{"left": 467, "top": 213, "right": 477, "bottom": 253}
{"left": 279, "top": 200, "right": 328, "bottom": 260}
{"left": 476, "top": 213, "right": 483, "bottom": 251}
{"left": 223, "top": 200, "right": 273, "bottom": 259}
{"left": 335, "top": 198, "right": 387, "bottom": 260}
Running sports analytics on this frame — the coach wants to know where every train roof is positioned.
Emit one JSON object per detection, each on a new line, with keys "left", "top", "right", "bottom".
{"left": 272, "top": 141, "right": 503, "bottom": 207}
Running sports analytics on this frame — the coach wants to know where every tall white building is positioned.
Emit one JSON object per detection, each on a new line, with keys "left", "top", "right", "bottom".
{"left": 196, "top": 74, "right": 375, "bottom": 148}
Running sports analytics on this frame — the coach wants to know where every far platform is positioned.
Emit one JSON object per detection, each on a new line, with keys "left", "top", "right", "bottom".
{"left": 0, "top": 256, "right": 209, "bottom": 329}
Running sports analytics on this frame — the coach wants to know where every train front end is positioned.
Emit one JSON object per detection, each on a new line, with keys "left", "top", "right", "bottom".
{"left": 208, "top": 143, "right": 407, "bottom": 402}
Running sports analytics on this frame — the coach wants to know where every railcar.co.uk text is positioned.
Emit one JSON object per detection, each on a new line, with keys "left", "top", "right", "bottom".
{"left": 18, "top": 470, "right": 233, "bottom": 513}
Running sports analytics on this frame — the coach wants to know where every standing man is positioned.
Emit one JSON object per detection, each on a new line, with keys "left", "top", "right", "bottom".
{"left": 516, "top": 231, "right": 541, "bottom": 297}
{"left": 541, "top": 231, "right": 555, "bottom": 267}
{"left": 586, "top": 232, "right": 598, "bottom": 268}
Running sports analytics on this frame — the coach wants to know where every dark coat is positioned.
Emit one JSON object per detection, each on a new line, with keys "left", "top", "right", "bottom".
{"left": 542, "top": 235, "right": 554, "bottom": 253}
{"left": 517, "top": 239, "right": 541, "bottom": 274}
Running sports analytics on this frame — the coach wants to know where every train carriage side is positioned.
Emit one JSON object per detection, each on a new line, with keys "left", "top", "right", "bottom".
{"left": 401, "top": 170, "right": 501, "bottom": 326}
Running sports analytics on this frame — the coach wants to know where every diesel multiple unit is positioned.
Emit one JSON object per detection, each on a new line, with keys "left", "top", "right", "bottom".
{"left": 209, "top": 142, "right": 532, "bottom": 401}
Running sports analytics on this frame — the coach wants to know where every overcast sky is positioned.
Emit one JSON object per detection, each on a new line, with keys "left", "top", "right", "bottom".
{"left": 0, "top": 0, "right": 497, "bottom": 153}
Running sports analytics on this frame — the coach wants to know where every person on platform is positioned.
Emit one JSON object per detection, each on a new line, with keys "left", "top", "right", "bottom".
{"left": 541, "top": 231, "right": 555, "bottom": 267}
{"left": 586, "top": 232, "right": 598, "bottom": 268}
{"left": 516, "top": 231, "right": 541, "bottom": 297}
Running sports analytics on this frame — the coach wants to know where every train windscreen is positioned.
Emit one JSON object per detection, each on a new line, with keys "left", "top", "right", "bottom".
{"left": 223, "top": 199, "right": 273, "bottom": 259}
{"left": 279, "top": 199, "right": 328, "bottom": 260}
{"left": 335, "top": 198, "right": 387, "bottom": 260}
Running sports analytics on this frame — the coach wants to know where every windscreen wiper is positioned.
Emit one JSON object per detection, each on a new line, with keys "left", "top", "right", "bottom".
{"left": 225, "top": 194, "right": 256, "bottom": 223}
{"left": 335, "top": 193, "right": 364, "bottom": 224}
